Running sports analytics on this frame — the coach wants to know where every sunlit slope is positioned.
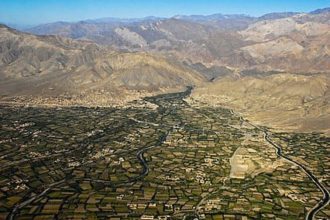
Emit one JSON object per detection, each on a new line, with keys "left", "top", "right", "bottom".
{"left": 0, "top": 24, "right": 205, "bottom": 105}
{"left": 190, "top": 73, "right": 330, "bottom": 134}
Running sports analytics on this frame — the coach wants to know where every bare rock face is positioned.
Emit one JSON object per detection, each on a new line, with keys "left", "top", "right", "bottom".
{"left": 237, "top": 13, "right": 330, "bottom": 73}
{"left": 0, "top": 24, "right": 206, "bottom": 106}
{"left": 26, "top": 10, "right": 330, "bottom": 74}
{"left": 114, "top": 27, "right": 148, "bottom": 48}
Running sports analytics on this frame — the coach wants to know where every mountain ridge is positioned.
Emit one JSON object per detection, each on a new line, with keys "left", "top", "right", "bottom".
{"left": 1, "top": 8, "right": 329, "bottom": 133}
{"left": 0, "top": 24, "right": 206, "bottom": 106}
{"left": 22, "top": 8, "right": 330, "bottom": 74}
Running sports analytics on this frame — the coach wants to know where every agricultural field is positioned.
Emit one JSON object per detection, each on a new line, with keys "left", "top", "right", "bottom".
{"left": 0, "top": 88, "right": 328, "bottom": 220}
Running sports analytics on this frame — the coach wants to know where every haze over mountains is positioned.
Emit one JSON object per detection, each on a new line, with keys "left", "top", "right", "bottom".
{"left": 0, "top": 24, "right": 204, "bottom": 106}
{"left": 0, "top": 8, "right": 329, "bottom": 133}
{"left": 26, "top": 8, "right": 330, "bottom": 73}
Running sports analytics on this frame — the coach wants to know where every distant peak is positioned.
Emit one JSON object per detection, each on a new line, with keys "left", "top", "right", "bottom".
{"left": 310, "top": 7, "right": 330, "bottom": 14}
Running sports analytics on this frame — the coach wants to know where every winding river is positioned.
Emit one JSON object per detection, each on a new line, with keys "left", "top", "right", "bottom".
{"left": 7, "top": 87, "right": 329, "bottom": 220}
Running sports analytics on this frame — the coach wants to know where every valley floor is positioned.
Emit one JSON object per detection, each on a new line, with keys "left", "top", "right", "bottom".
{"left": 0, "top": 88, "right": 329, "bottom": 220}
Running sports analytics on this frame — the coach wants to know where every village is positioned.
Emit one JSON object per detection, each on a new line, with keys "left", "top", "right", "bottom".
{"left": 0, "top": 89, "right": 328, "bottom": 219}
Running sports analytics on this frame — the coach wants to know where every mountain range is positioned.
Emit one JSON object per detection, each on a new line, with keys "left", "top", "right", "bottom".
{"left": 25, "top": 8, "right": 330, "bottom": 74}
{"left": 0, "top": 8, "right": 329, "bottom": 133}
{"left": 0, "top": 24, "right": 205, "bottom": 106}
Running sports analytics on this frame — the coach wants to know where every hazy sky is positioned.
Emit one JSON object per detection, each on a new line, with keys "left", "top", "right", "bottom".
{"left": 0, "top": 0, "right": 329, "bottom": 26}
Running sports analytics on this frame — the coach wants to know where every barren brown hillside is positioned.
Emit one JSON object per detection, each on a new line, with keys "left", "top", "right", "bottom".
{"left": 0, "top": 24, "right": 206, "bottom": 106}
{"left": 189, "top": 73, "right": 330, "bottom": 134}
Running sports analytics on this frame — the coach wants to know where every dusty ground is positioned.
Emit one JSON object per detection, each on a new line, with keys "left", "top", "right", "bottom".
{"left": 189, "top": 73, "right": 330, "bottom": 135}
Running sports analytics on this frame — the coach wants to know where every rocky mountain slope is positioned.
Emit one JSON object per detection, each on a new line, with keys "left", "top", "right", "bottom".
{"left": 26, "top": 9, "right": 330, "bottom": 74}
{"left": 189, "top": 73, "right": 330, "bottom": 134}
{"left": 239, "top": 12, "right": 330, "bottom": 72}
{"left": 27, "top": 18, "right": 245, "bottom": 67}
{"left": 1, "top": 8, "right": 329, "bottom": 133}
{"left": 0, "top": 24, "right": 205, "bottom": 106}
